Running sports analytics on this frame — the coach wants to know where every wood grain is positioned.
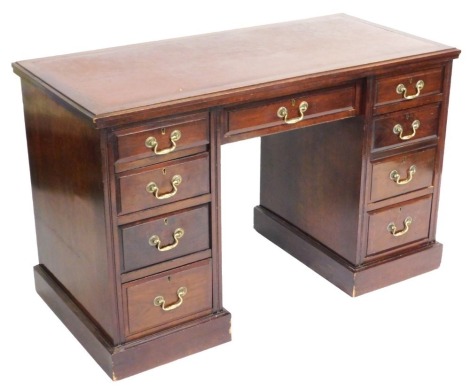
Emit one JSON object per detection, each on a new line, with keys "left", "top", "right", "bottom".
{"left": 22, "top": 80, "right": 119, "bottom": 343}
{"left": 123, "top": 259, "right": 212, "bottom": 337}
{"left": 375, "top": 66, "right": 443, "bottom": 106}
{"left": 366, "top": 195, "right": 433, "bottom": 256}
{"left": 371, "top": 103, "right": 440, "bottom": 151}
{"left": 12, "top": 14, "right": 458, "bottom": 128}
{"left": 121, "top": 205, "right": 210, "bottom": 272}
{"left": 117, "top": 153, "right": 210, "bottom": 215}
{"left": 14, "top": 15, "right": 460, "bottom": 379}
{"left": 114, "top": 112, "right": 209, "bottom": 169}
{"left": 260, "top": 118, "right": 364, "bottom": 265}
{"left": 225, "top": 83, "right": 358, "bottom": 140}
{"left": 370, "top": 147, "right": 436, "bottom": 202}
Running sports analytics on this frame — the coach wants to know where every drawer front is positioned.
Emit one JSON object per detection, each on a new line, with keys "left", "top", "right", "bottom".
{"left": 225, "top": 83, "right": 358, "bottom": 140}
{"left": 124, "top": 259, "right": 212, "bottom": 337}
{"left": 372, "top": 104, "right": 440, "bottom": 151}
{"left": 115, "top": 114, "right": 209, "bottom": 166}
{"left": 121, "top": 205, "right": 210, "bottom": 272}
{"left": 375, "top": 67, "right": 443, "bottom": 107}
{"left": 370, "top": 148, "right": 436, "bottom": 202}
{"left": 367, "top": 196, "right": 433, "bottom": 256}
{"left": 118, "top": 153, "right": 210, "bottom": 215}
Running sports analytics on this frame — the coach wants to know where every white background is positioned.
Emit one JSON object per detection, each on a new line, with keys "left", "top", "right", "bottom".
{"left": 1, "top": 1, "right": 469, "bottom": 387}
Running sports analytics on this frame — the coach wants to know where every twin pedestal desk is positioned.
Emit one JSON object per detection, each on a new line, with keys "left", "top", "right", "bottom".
{"left": 14, "top": 14, "right": 460, "bottom": 379}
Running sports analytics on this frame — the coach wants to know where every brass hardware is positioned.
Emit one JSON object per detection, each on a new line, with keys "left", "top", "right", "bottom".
{"left": 146, "top": 175, "right": 182, "bottom": 200}
{"left": 396, "top": 80, "right": 424, "bottom": 100}
{"left": 390, "top": 165, "right": 417, "bottom": 185}
{"left": 393, "top": 119, "right": 420, "bottom": 140}
{"left": 148, "top": 227, "right": 184, "bottom": 252}
{"left": 387, "top": 216, "right": 412, "bottom": 237}
{"left": 145, "top": 129, "right": 181, "bottom": 155}
{"left": 154, "top": 286, "right": 187, "bottom": 312}
{"left": 277, "top": 101, "right": 308, "bottom": 124}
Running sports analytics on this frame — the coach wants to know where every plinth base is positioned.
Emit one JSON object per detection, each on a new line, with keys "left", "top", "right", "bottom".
{"left": 254, "top": 206, "right": 442, "bottom": 297}
{"left": 34, "top": 265, "right": 231, "bottom": 380}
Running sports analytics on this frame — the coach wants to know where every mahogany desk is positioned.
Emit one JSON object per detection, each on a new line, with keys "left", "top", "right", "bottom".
{"left": 13, "top": 14, "right": 460, "bottom": 379}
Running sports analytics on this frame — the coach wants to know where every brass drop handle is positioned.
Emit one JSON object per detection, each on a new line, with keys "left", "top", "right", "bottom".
{"left": 145, "top": 129, "right": 182, "bottom": 155}
{"left": 390, "top": 165, "right": 417, "bottom": 185}
{"left": 387, "top": 216, "right": 412, "bottom": 237}
{"left": 154, "top": 287, "right": 187, "bottom": 312}
{"left": 146, "top": 175, "right": 182, "bottom": 200}
{"left": 149, "top": 228, "right": 184, "bottom": 252}
{"left": 277, "top": 101, "right": 309, "bottom": 124}
{"left": 396, "top": 80, "right": 425, "bottom": 100}
{"left": 393, "top": 119, "right": 420, "bottom": 140}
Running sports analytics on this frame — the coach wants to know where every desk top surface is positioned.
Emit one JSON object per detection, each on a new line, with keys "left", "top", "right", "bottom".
{"left": 14, "top": 14, "right": 459, "bottom": 120}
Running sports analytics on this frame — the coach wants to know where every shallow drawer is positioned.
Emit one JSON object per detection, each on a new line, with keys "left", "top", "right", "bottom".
{"left": 367, "top": 196, "right": 432, "bottom": 256}
{"left": 224, "top": 83, "right": 358, "bottom": 141}
{"left": 372, "top": 104, "right": 440, "bottom": 151}
{"left": 121, "top": 205, "right": 210, "bottom": 273}
{"left": 370, "top": 148, "right": 436, "bottom": 202}
{"left": 114, "top": 113, "right": 209, "bottom": 170}
{"left": 117, "top": 153, "right": 209, "bottom": 215}
{"left": 375, "top": 67, "right": 443, "bottom": 108}
{"left": 123, "top": 259, "right": 212, "bottom": 337}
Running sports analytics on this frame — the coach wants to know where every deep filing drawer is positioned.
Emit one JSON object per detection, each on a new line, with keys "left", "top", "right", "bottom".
{"left": 375, "top": 67, "right": 443, "bottom": 110}
{"left": 121, "top": 205, "right": 210, "bottom": 273}
{"left": 366, "top": 195, "right": 433, "bottom": 256}
{"left": 224, "top": 83, "right": 359, "bottom": 141}
{"left": 372, "top": 104, "right": 440, "bottom": 151}
{"left": 114, "top": 113, "right": 209, "bottom": 169}
{"left": 117, "top": 153, "right": 210, "bottom": 215}
{"left": 123, "top": 259, "right": 213, "bottom": 338}
{"left": 370, "top": 148, "right": 436, "bottom": 202}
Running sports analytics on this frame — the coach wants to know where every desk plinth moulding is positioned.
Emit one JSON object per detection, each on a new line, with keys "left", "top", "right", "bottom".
{"left": 13, "top": 15, "right": 460, "bottom": 379}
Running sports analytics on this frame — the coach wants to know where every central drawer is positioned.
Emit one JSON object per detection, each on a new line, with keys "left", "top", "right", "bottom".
{"left": 224, "top": 82, "right": 359, "bottom": 141}
{"left": 121, "top": 205, "right": 210, "bottom": 273}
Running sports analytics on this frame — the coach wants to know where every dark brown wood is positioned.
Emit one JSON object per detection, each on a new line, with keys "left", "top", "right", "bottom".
{"left": 210, "top": 109, "right": 224, "bottom": 312}
{"left": 34, "top": 264, "right": 115, "bottom": 375}
{"left": 22, "top": 80, "right": 120, "bottom": 343}
{"left": 366, "top": 195, "right": 433, "bottom": 256}
{"left": 353, "top": 243, "right": 442, "bottom": 296}
{"left": 114, "top": 112, "right": 209, "bottom": 171}
{"left": 372, "top": 103, "right": 440, "bottom": 151}
{"left": 117, "top": 153, "right": 210, "bottom": 215}
{"left": 225, "top": 82, "right": 359, "bottom": 142}
{"left": 260, "top": 118, "right": 364, "bottom": 265}
{"left": 123, "top": 259, "right": 213, "bottom": 338}
{"left": 428, "top": 61, "right": 454, "bottom": 242}
{"left": 121, "top": 205, "right": 210, "bottom": 272}
{"left": 253, "top": 206, "right": 442, "bottom": 297}
{"left": 34, "top": 263, "right": 230, "bottom": 380}
{"left": 117, "top": 193, "right": 212, "bottom": 226}
{"left": 12, "top": 15, "right": 459, "bottom": 128}
{"left": 370, "top": 147, "right": 436, "bottom": 202}
{"left": 112, "top": 308, "right": 231, "bottom": 380}
{"left": 121, "top": 249, "right": 212, "bottom": 283}
{"left": 375, "top": 66, "right": 443, "bottom": 107}
{"left": 14, "top": 15, "right": 460, "bottom": 380}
